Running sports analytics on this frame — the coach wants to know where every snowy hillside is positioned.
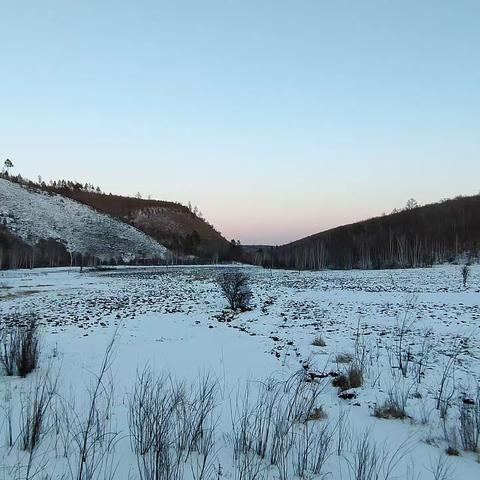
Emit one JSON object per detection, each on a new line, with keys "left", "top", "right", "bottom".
{"left": 0, "top": 178, "right": 169, "bottom": 262}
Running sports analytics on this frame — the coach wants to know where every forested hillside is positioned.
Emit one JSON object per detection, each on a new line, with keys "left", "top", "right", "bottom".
{"left": 0, "top": 173, "right": 240, "bottom": 268}
{"left": 249, "top": 195, "right": 480, "bottom": 270}
{"left": 0, "top": 178, "right": 169, "bottom": 269}
{"left": 45, "top": 185, "right": 237, "bottom": 262}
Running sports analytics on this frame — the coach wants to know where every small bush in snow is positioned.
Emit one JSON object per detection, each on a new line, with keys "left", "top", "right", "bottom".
{"left": 0, "top": 317, "right": 40, "bottom": 377}
{"left": 217, "top": 271, "right": 252, "bottom": 311}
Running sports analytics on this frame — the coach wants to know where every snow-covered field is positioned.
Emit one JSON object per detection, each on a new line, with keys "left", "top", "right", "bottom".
{"left": 0, "top": 265, "right": 479, "bottom": 479}
{"left": 0, "top": 179, "right": 169, "bottom": 261}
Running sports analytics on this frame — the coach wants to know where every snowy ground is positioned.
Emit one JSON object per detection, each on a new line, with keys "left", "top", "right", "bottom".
{"left": 0, "top": 264, "right": 479, "bottom": 479}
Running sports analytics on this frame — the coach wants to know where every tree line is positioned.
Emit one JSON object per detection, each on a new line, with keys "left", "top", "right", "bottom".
{"left": 250, "top": 194, "right": 480, "bottom": 270}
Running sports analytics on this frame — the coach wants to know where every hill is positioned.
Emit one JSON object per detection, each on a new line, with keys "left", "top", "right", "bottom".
{"left": 249, "top": 195, "right": 480, "bottom": 270}
{"left": 44, "top": 185, "right": 236, "bottom": 262}
{"left": 0, "top": 178, "right": 169, "bottom": 269}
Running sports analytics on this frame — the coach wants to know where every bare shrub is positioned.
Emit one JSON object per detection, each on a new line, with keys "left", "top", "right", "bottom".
{"left": 346, "top": 429, "right": 414, "bottom": 480}
{"left": 129, "top": 368, "right": 218, "bottom": 480}
{"left": 190, "top": 420, "right": 217, "bottom": 480}
{"left": 418, "top": 396, "right": 433, "bottom": 425}
{"left": 346, "top": 429, "right": 380, "bottom": 480}
{"left": 292, "top": 420, "right": 334, "bottom": 478}
{"left": 269, "top": 406, "right": 294, "bottom": 480}
{"left": 0, "top": 317, "right": 40, "bottom": 377}
{"left": 414, "top": 329, "right": 434, "bottom": 384}
{"left": 1, "top": 381, "right": 14, "bottom": 447}
{"left": 428, "top": 454, "right": 454, "bottom": 480}
{"left": 336, "top": 407, "right": 350, "bottom": 456}
{"left": 394, "top": 305, "right": 415, "bottom": 378}
{"left": 436, "top": 340, "right": 462, "bottom": 413}
{"left": 229, "top": 386, "right": 262, "bottom": 479}
{"left": 20, "top": 373, "right": 57, "bottom": 452}
{"left": 217, "top": 271, "right": 252, "bottom": 311}
{"left": 0, "top": 329, "right": 16, "bottom": 376}
{"left": 229, "top": 376, "right": 291, "bottom": 475}
{"left": 286, "top": 372, "right": 325, "bottom": 424}
{"left": 353, "top": 319, "right": 369, "bottom": 377}
{"left": 250, "top": 378, "right": 277, "bottom": 459}
{"left": 309, "top": 421, "right": 334, "bottom": 475}
{"left": 68, "top": 333, "right": 119, "bottom": 480}
{"left": 129, "top": 369, "right": 186, "bottom": 480}
{"left": 15, "top": 372, "right": 59, "bottom": 480}
{"left": 228, "top": 372, "right": 326, "bottom": 480}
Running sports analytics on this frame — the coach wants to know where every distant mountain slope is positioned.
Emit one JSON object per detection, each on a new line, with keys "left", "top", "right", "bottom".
{"left": 0, "top": 178, "right": 169, "bottom": 268}
{"left": 255, "top": 195, "right": 480, "bottom": 270}
{"left": 46, "top": 187, "right": 235, "bottom": 261}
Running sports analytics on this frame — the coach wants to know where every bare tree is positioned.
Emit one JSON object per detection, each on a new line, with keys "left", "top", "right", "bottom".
{"left": 405, "top": 198, "right": 419, "bottom": 210}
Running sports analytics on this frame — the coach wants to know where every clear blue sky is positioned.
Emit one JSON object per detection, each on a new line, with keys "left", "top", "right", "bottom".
{"left": 1, "top": 1, "right": 479, "bottom": 244}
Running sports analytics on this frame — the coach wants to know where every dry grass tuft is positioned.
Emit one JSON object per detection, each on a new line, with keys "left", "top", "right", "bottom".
{"left": 445, "top": 446, "right": 460, "bottom": 456}
{"left": 306, "top": 406, "right": 327, "bottom": 421}
{"left": 373, "top": 401, "right": 407, "bottom": 420}
{"left": 312, "top": 336, "right": 326, "bottom": 347}
{"left": 332, "top": 364, "right": 363, "bottom": 392}
{"left": 336, "top": 353, "right": 353, "bottom": 364}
